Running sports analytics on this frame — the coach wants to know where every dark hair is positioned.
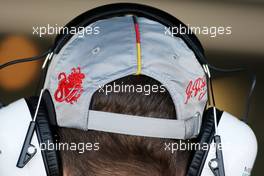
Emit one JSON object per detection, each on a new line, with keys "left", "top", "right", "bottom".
{"left": 58, "top": 75, "right": 192, "bottom": 176}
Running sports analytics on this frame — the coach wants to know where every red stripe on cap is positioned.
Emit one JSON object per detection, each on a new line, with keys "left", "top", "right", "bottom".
{"left": 133, "top": 16, "right": 141, "bottom": 43}
{"left": 134, "top": 23, "right": 141, "bottom": 43}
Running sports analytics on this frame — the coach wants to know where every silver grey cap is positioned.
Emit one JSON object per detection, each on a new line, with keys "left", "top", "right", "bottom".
{"left": 44, "top": 15, "right": 207, "bottom": 139}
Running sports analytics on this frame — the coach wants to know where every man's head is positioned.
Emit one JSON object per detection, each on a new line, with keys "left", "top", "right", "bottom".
{"left": 58, "top": 75, "right": 193, "bottom": 176}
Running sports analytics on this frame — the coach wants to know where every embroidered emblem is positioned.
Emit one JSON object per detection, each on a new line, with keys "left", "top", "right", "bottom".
{"left": 54, "top": 67, "right": 85, "bottom": 104}
{"left": 185, "top": 76, "right": 207, "bottom": 104}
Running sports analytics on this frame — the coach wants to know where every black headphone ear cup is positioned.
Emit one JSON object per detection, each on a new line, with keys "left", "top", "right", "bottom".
{"left": 26, "top": 97, "right": 61, "bottom": 176}
{"left": 187, "top": 108, "right": 223, "bottom": 176}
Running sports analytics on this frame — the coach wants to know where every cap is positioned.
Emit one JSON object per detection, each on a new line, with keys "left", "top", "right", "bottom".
{"left": 44, "top": 15, "right": 207, "bottom": 139}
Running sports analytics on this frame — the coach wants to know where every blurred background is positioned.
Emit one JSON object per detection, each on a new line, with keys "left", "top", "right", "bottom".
{"left": 0, "top": 0, "right": 263, "bottom": 175}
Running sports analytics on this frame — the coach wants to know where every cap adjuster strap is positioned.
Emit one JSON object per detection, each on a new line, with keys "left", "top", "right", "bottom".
{"left": 87, "top": 110, "right": 200, "bottom": 139}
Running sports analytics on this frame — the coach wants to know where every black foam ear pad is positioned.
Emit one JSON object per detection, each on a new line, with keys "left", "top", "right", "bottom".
{"left": 187, "top": 108, "right": 223, "bottom": 176}
{"left": 26, "top": 96, "right": 62, "bottom": 176}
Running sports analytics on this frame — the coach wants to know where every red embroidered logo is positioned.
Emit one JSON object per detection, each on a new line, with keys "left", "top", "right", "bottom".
{"left": 184, "top": 76, "right": 207, "bottom": 104}
{"left": 54, "top": 67, "right": 85, "bottom": 104}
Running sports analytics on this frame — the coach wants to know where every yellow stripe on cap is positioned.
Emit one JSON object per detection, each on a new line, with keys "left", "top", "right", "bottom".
{"left": 136, "top": 43, "right": 142, "bottom": 75}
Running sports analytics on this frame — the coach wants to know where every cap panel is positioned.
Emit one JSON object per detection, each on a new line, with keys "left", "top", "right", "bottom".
{"left": 138, "top": 17, "right": 207, "bottom": 123}
{"left": 44, "top": 16, "right": 137, "bottom": 129}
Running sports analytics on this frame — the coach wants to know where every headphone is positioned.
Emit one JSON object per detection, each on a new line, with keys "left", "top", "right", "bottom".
{"left": 0, "top": 3, "right": 257, "bottom": 176}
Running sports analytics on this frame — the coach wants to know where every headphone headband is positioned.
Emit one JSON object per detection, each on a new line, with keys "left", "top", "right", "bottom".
{"left": 53, "top": 3, "right": 205, "bottom": 63}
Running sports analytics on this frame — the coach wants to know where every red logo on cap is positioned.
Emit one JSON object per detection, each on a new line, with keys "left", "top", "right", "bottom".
{"left": 185, "top": 76, "right": 207, "bottom": 104}
{"left": 54, "top": 67, "right": 85, "bottom": 104}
